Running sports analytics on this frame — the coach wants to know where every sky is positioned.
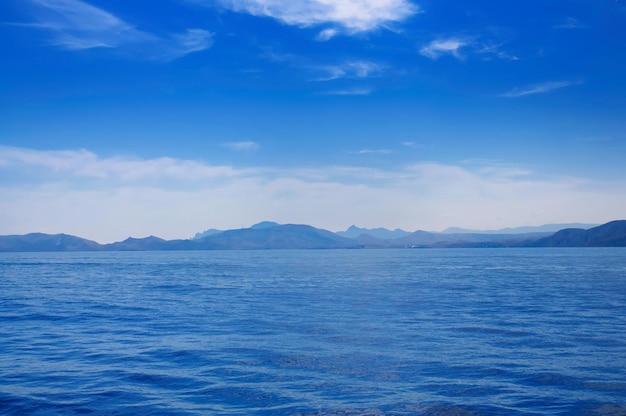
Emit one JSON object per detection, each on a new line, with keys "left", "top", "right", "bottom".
{"left": 1, "top": 0, "right": 625, "bottom": 242}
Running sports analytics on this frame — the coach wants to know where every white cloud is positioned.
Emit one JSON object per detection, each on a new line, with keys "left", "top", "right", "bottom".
{"left": 166, "top": 29, "right": 214, "bottom": 58}
{"left": 502, "top": 80, "right": 583, "bottom": 98}
{"left": 357, "top": 148, "right": 393, "bottom": 154}
{"left": 223, "top": 141, "right": 260, "bottom": 151}
{"left": 316, "top": 60, "right": 384, "bottom": 81}
{"left": 20, "top": 0, "right": 212, "bottom": 60}
{"left": 23, "top": 0, "right": 148, "bottom": 50}
{"left": 420, "top": 37, "right": 518, "bottom": 61}
{"left": 475, "top": 42, "right": 519, "bottom": 61}
{"left": 1, "top": 146, "right": 623, "bottom": 243}
{"left": 321, "top": 87, "right": 374, "bottom": 95}
{"left": 316, "top": 28, "right": 339, "bottom": 41}
{"left": 420, "top": 38, "right": 469, "bottom": 60}
{"left": 260, "top": 48, "right": 385, "bottom": 83}
{"left": 212, "top": 0, "right": 419, "bottom": 33}
{"left": 460, "top": 159, "right": 533, "bottom": 178}
{"left": 0, "top": 146, "right": 239, "bottom": 182}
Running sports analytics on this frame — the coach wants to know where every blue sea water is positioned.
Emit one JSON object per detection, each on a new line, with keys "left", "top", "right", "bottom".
{"left": 1, "top": 248, "right": 626, "bottom": 416}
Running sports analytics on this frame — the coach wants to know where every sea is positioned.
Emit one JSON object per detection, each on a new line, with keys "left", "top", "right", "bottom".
{"left": 1, "top": 248, "right": 625, "bottom": 416}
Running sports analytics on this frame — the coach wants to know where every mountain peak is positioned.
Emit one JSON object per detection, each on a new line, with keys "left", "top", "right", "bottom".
{"left": 250, "top": 221, "right": 280, "bottom": 229}
{"left": 336, "top": 225, "right": 411, "bottom": 240}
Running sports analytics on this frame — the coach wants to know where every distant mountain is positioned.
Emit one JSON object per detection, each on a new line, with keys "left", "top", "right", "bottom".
{"left": 103, "top": 236, "right": 200, "bottom": 251}
{"left": 394, "top": 230, "right": 450, "bottom": 247}
{"left": 394, "top": 230, "right": 552, "bottom": 248}
{"left": 192, "top": 228, "right": 223, "bottom": 240}
{"left": 351, "top": 234, "right": 393, "bottom": 248}
{"left": 1, "top": 220, "right": 625, "bottom": 252}
{"left": 104, "top": 236, "right": 168, "bottom": 251}
{"left": 192, "top": 221, "right": 279, "bottom": 240}
{"left": 250, "top": 221, "right": 280, "bottom": 229}
{"left": 196, "top": 224, "right": 359, "bottom": 249}
{"left": 529, "top": 220, "right": 626, "bottom": 247}
{"left": 0, "top": 233, "right": 101, "bottom": 252}
{"left": 442, "top": 223, "right": 599, "bottom": 234}
{"left": 336, "top": 225, "right": 411, "bottom": 240}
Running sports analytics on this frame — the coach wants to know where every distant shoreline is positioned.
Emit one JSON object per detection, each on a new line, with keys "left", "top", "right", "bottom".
{"left": 1, "top": 220, "right": 625, "bottom": 252}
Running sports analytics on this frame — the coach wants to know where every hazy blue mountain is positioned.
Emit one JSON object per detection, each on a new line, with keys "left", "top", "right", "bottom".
{"left": 192, "top": 221, "right": 279, "bottom": 240}
{"left": 196, "top": 224, "right": 359, "bottom": 249}
{"left": 1, "top": 220, "right": 625, "bottom": 251}
{"left": 351, "top": 234, "right": 393, "bottom": 248}
{"left": 394, "top": 230, "right": 552, "bottom": 247}
{"left": 336, "top": 225, "right": 411, "bottom": 240}
{"left": 442, "top": 223, "right": 599, "bottom": 234}
{"left": 103, "top": 236, "right": 199, "bottom": 251}
{"left": 529, "top": 220, "right": 626, "bottom": 247}
{"left": 192, "top": 228, "right": 223, "bottom": 240}
{"left": 392, "top": 230, "right": 448, "bottom": 247}
{"left": 250, "top": 221, "right": 280, "bottom": 229}
{"left": 0, "top": 233, "right": 101, "bottom": 252}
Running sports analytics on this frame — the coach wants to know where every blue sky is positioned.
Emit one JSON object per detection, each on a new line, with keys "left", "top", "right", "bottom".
{"left": 1, "top": 0, "right": 625, "bottom": 242}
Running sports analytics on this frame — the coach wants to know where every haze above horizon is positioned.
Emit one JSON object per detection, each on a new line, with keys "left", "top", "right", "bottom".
{"left": 1, "top": 0, "right": 625, "bottom": 243}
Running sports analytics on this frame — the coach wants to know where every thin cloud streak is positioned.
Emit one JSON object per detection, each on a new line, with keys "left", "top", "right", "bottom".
{"left": 554, "top": 17, "right": 585, "bottom": 29}
{"left": 320, "top": 87, "right": 374, "bottom": 96}
{"left": 502, "top": 80, "right": 583, "bottom": 98}
{"left": 420, "top": 37, "right": 517, "bottom": 61}
{"left": 475, "top": 42, "right": 519, "bottom": 61}
{"left": 260, "top": 48, "right": 385, "bottom": 83}
{"left": 167, "top": 29, "right": 214, "bottom": 58}
{"left": 0, "top": 146, "right": 240, "bottom": 182}
{"left": 357, "top": 149, "right": 394, "bottom": 154}
{"left": 20, "top": 0, "right": 213, "bottom": 60}
{"left": 315, "top": 60, "right": 385, "bottom": 81}
{"left": 223, "top": 141, "right": 260, "bottom": 152}
{"left": 26, "top": 0, "right": 148, "bottom": 50}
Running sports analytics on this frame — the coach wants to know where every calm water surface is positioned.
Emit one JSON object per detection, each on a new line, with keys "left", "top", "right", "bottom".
{"left": 1, "top": 248, "right": 625, "bottom": 415}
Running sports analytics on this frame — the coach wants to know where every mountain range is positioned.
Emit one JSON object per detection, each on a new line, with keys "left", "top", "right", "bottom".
{"left": 1, "top": 221, "right": 625, "bottom": 252}
{"left": 440, "top": 223, "right": 599, "bottom": 234}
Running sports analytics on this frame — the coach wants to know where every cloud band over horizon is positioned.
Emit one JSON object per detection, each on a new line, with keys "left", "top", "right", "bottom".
{"left": 0, "top": 146, "right": 622, "bottom": 243}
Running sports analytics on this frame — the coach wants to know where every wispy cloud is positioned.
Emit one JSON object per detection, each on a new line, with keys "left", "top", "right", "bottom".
{"left": 0, "top": 146, "right": 239, "bottom": 182}
{"left": 208, "top": 0, "right": 419, "bottom": 34}
{"left": 501, "top": 80, "right": 583, "bottom": 98}
{"left": 223, "top": 141, "right": 260, "bottom": 152}
{"left": 316, "top": 28, "right": 339, "bottom": 41}
{"left": 19, "top": 0, "right": 212, "bottom": 60}
{"left": 420, "top": 38, "right": 469, "bottom": 60}
{"left": 168, "top": 29, "right": 214, "bottom": 56}
{"left": 1, "top": 146, "right": 623, "bottom": 242}
{"left": 260, "top": 47, "right": 388, "bottom": 91}
{"left": 316, "top": 60, "right": 385, "bottom": 81}
{"left": 261, "top": 47, "right": 385, "bottom": 81}
{"left": 420, "top": 36, "right": 518, "bottom": 61}
{"left": 475, "top": 42, "right": 519, "bottom": 61}
{"left": 321, "top": 87, "right": 374, "bottom": 96}
{"left": 554, "top": 17, "right": 585, "bottom": 29}
{"left": 357, "top": 149, "right": 394, "bottom": 154}
{"left": 22, "top": 0, "right": 148, "bottom": 50}
{"left": 461, "top": 158, "right": 533, "bottom": 178}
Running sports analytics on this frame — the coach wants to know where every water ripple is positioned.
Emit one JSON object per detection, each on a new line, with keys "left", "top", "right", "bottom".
{"left": 1, "top": 249, "right": 626, "bottom": 415}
